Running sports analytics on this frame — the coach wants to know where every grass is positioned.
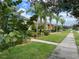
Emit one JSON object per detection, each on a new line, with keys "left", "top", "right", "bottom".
{"left": 73, "top": 31, "right": 79, "bottom": 46}
{"left": 38, "top": 31, "right": 69, "bottom": 43}
{"left": 0, "top": 42, "right": 56, "bottom": 59}
{"left": 0, "top": 30, "right": 69, "bottom": 59}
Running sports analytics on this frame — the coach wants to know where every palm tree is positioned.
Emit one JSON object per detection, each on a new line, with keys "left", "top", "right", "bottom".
{"left": 48, "top": 11, "right": 55, "bottom": 32}
{"left": 29, "top": 1, "right": 44, "bottom": 36}
{"left": 42, "top": 14, "right": 47, "bottom": 31}
{"left": 60, "top": 18, "right": 65, "bottom": 30}
{"left": 41, "top": 2, "right": 48, "bottom": 31}
{"left": 54, "top": 15, "right": 60, "bottom": 32}
{"left": 41, "top": 1, "right": 54, "bottom": 32}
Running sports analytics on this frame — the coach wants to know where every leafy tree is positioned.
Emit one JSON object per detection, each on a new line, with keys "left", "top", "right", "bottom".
{"left": 0, "top": 0, "right": 22, "bottom": 32}
{"left": 0, "top": 0, "right": 34, "bottom": 51}
{"left": 57, "top": 0, "right": 79, "bottom": 18}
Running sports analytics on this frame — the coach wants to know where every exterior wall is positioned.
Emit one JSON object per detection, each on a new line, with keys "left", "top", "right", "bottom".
{"left": 48, "top": 24, "right": 55, "bottom": 30}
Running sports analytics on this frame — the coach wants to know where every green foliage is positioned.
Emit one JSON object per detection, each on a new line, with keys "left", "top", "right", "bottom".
{"left": 60, "top": 18, "right": 65, "bottom": 30}
{"left": 0, "top": 40, "right": 9, "bottom": 51}
{"left": 74, "top": 31, "right": 79, "bottom": 46}
{"left": 0, "top": 0, "right": 36, "bottom": 51}
{"left": 32, "top": 32, "right": 38, "bottom": 38}
{"left": 54, "top": 15, "right": 61, "bottom": 31}
{"left": 26, "top": 30, "right": 33, "bottom": 37}
{"left": 0, "top": 0, "right": 33, "bottom": 51}
{"left": 60, "top": 18, "right": 65, "bottom": 25}
{"left": 58, "top": 0, "right": 79, "bottom": 18}
{"left": 44, "top": 30, "right": 49, "bottom": 36}
{"left": 0, "top": 29, "right": 30, "bottom": 51}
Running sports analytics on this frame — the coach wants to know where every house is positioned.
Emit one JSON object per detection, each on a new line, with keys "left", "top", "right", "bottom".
{"left": 47, "top": 24, "right": 55, "bottom": 31}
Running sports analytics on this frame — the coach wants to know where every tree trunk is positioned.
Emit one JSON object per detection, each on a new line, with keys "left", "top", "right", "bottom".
{"left": 49, "top": 17, "right": 52, "bottom": 32}
{"left": 55, "top": 21, "right": 58, "bottom": 32}
{"left": 44, "top": 17, "right": 47, "bottom": 30}
{"left": 62, "top": 24, "right": 64, "bottom": 31}
{"left": 36, "top": 16, "right": 39, "bottom": 37}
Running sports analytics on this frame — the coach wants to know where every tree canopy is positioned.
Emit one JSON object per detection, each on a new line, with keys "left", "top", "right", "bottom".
{"left": 57, "top": 0, "right": 79, "bottom": 18}
{"left": 30, "top": 0, "right": 79, "bottom": 18}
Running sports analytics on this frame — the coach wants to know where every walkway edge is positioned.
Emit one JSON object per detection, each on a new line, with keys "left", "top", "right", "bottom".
{"left": 31, "top": 39, "right": 59, "bottom": 46}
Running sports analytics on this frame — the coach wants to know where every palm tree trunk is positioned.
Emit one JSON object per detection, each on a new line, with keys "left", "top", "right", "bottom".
{"left": 40, "top": 17, "right": 42, "bottom": 36}
{"left": 44, "top": 17, "right": 47, "bottom": 30}
{"left": 49, "top": 18, "right": 52, "bottom": 32}
{"left": 62, "top": 24, "right": 64, "bottom": 31}
{"left": 56, "top": 21, "right": 58, "bottom": 32}
{"left": 36, "top": 16, "right": 39, "bottom": 37}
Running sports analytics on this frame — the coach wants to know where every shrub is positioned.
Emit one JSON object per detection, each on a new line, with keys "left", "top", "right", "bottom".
{"left": 0, "top": 40, "right": 9, "bottom": 51}
{"left": 26, "top": 30, "right": 33, "bottom": 37}
{"left": 44, "top": 30, "right": 49, "bottom": 36}
{"left": 32, "top": 32, "right": 37, "bottom": 38}
{"left": 0, "top": 30, "right": 29, "bottom": 51}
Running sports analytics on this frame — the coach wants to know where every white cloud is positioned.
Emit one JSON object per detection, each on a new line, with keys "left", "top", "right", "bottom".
{"left": 59, "top": 11, "right": 77, "bottom": 26}
{"left": 17, "top": 8, "right": 26, "bottom": 12}
{"left": 17, "top": 8, "right": 32, "bottom": 19}
{"left": 21, "top": 12, "right": 31, "bottom": 19}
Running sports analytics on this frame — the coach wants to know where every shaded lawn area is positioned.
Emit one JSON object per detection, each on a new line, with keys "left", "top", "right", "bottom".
{"left": 38, "top": 31, "right": 69, "bottom": 43}
{"left": 0, "top": 42, "right": 56, "bottom": 59}
{"left": 74, "top": 31, "right": 79, "bottom": 46}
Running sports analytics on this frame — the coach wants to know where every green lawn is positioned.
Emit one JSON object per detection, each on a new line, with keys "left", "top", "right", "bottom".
{"left": 74, "top": 31, "right": 79, "bottom": 46}
{"left": 0, "top": 31, "right": 69, "bottom": 59}
{"left": 38, "top": 31, "right": 69, "bottom": 43}
{"left": 0, "top": 42, "right": 56, "bottom": 59}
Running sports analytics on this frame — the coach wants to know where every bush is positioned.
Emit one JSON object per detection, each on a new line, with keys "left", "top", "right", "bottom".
{"left": 0, "top": 30, "right": 34, "bottom": 51}
{"left": 32, "top": 32, "right": 37, "bottom": 38}
{"left": 26, "top": 30, "right": 33, "bottom": 37}
{"left": 44, "top": 30, "right": 49, "bottom": 36}
{"left": 0, "top": 40, "right": 9, "bottom": 51}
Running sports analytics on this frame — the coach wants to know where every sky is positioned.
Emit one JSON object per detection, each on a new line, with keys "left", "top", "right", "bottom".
{"left": 17, "top": 0, "right": 77, "bottom": 26}
{"left": 47, "top": 11, "right": 77, "bottom": 26}
{"left": 17, "top": 0, "right": 34, "bottom": 18}
{"left": 59, "top": 12, "right": 77, "bottom": 26}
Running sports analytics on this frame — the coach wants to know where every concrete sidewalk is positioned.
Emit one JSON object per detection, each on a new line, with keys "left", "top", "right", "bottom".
{"left": 48, "top": 32, "right": 79, "bottom": 59}
{"left": 31, "top": 39, "right": 58, "bottom": 45}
